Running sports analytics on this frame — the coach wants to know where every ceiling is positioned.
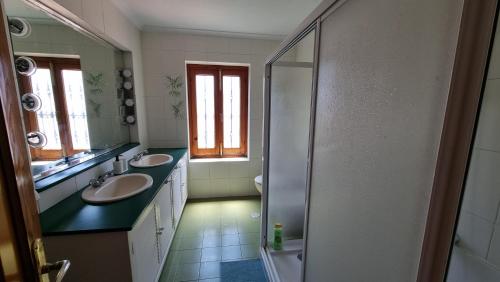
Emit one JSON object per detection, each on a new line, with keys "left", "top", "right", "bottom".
{"left": 110, "top": 0, "right": 322, "bottom": 38}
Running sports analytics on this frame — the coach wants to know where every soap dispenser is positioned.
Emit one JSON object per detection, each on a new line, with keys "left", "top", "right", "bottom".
{"left": 113, "top": 155, "right": 128, "bottom": 174}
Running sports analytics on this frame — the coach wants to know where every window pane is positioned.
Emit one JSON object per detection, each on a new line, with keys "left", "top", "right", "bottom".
{"left": 61, "top": 70, "right": 90, "bottom": 150}
{"left": 30, "top": 68, "right": 61, "bottom": 150}
{"left": 195, "top": 75, "right": 215, "bottom": 149}
{"left": 223, "top": 76, "right": 241, "bottom": 148}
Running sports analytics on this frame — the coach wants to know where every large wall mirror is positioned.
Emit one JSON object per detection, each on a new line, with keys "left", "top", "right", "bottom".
{"left": 4, "top": 0, "right": 134, "bottom": 181}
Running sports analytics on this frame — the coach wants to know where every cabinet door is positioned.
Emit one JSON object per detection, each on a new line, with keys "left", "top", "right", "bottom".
{"left": 129, "top": 206, "right": 159, "bottom": 282}
{"left": 155, "top": 183, "right": 175, "bottom": 262}
{"left": 179, "top": 156, "right": 188, "bottom": 204}
{"left": 172, "top": 167, "right": 182, "bottom": 229}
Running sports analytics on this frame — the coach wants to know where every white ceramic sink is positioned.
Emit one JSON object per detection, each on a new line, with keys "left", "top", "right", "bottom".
{"left": 81, "top": 173, "right": 153, "bottom": 204}
{"left": 129, "top": 154, "right": 173, "bottom": 168}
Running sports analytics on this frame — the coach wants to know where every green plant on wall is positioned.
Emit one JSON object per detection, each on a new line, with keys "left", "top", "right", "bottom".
{"left": 87, "top": 98, "right": 101, "bottom": 117}
{"left": 166, "top": 75, "right": 183, "bottom": 97}
{"left": 171, "top": 101, "right": 184, "bottom": 119}
{"left": 85, "top": 72, "right": 105, "bottom": 95}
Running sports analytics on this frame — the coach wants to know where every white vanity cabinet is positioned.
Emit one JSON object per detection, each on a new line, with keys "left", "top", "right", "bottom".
{"left": 128, "top": 205, "right": 160, "bottom": 282}
{"left": 171, "top": 154, "right": 188, "bottom": 229}
{"left": 171, "top": 167, "right": 182, "bottom": 229}
{"left": 155, "top": 184, "right": 175, "bottom": 262}
{"left": 180, "top": 157, "right": 188, "bottom": 204}
{"left": 44, "top": 154, "right": 189, "bottom": 282}
{"left": 129, "top": 153, "right": 188, "bottom": 281}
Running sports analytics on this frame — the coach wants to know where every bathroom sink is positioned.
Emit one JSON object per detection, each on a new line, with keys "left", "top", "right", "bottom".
{"left": 81, "top": 174, "right": 153, "bottom": 204}
{"left": 129, "top": 154, "right": 173, "bottom": 168}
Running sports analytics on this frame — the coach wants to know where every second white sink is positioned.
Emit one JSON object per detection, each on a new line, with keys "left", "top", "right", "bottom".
{"left": 82, "top": 173, "right": 153, "bottom": 204}
{"left": 129, "top": 154, "right": 173, "bottom": 168}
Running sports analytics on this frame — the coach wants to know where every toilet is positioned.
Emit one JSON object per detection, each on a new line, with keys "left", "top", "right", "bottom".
{"left": 251, "top": 175, "right": 263, "bottom": 218}
{"left": 254, "top": 175, "right": 262, "bottom": 194}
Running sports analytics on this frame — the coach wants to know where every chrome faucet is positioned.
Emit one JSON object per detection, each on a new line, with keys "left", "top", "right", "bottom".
{"left": 89, "top": 171, "right": 114, "bottom": 188}
{"left": 132, "top": 149, "right": 148, "bottom": 161}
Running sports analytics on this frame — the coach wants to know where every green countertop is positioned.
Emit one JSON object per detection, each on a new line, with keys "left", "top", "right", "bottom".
{"left": 39, "top": 148, "right": 187, "bottom": 236}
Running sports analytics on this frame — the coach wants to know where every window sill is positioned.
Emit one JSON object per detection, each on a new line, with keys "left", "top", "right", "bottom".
{"left": 189, "top": 157, "right": 249, "bottom": 163}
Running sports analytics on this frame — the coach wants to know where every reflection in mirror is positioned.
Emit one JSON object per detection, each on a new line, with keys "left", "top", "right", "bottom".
{"left": 446, "top": 16, "right": 500, "bottom": 281}
{"left": 4, "top": 0, "right": 131, "bottom": 181}
{"left": 266, "top": 28, "right": 315, "bottom": 281}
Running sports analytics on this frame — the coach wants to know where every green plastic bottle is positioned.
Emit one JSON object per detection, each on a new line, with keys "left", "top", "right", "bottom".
{"left": 273, "top": 223, "right": 283, "bottom": 250}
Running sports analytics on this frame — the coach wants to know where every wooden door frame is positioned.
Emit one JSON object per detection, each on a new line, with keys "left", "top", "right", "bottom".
{"left": 417, "top": 0, "right": 499, "bottom": 281}
{"left": 0, "top": 1, "right": 41, "bottom": 280}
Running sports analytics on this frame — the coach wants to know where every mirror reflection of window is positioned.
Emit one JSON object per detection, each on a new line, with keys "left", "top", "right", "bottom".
{"left": 18, "top": 57, "right": 90, "bottom": 161}
{"left": 30, "top": 67, "right": 62, "bottom": 151}
{"left": 61, "top": 69, "right": 90, "bottom": 150}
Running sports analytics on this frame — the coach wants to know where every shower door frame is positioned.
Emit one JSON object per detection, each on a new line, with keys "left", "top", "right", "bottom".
{"left": 417, "top": 0, "right": 500, "bottom": 281}
{"left": 260, "top": 1, "right": 343, "bottom": 281}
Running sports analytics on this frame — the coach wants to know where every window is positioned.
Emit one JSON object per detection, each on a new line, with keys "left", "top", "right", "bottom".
{"left": 18, "top": 57, "right": 90, "bottom": 160}
{"left": 187, "top": 64, "right": 248, "bottom": 158}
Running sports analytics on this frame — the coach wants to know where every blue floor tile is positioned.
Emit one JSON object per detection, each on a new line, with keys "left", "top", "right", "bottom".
{"left": 220, "top": 259, "right": 267, "bottom": 282}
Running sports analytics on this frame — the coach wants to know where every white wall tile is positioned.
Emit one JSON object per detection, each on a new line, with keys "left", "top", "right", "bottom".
{"left": 209, "top": 179, "right": 229, "bottom": 197}
{"left": 184, "top": 35, "right": 208, "bottom": 52}
{"left": 75, "top": 166, "right": 99, "bottom": 190}
{"left": 249, "top": 119, "right": 263, "bottom": 142}
{"left": 249, "top": 137, "right": 262, "bottom": 159}
{"left": 488, "top": 25, "right": 500, "bottom": 80}
{"left": 38, "top": 178, "right": 78, "bottom": 213}
{"left": 188, "top": 163, "right": 210, "bottom": 179}
{"left": 204, "top": 36, "right": 230, "bottom": 53}
{"left": 228, "top": 38, "right": 255, "bottom": 55}
{"left": 147, "top": 118, "right": 167, "bottom": 141}
{"left": 228, "top": 178, "right": 251, "bottom": 196}
{"left": 248, "top": 159, "right": 263, "bottom": 178}
{"left": 487, "top": 226, "right": 500, "bottom": 268}
{"left": 209, "top": 163, "right": 230, "bottom": 179}
{"left": 145, "top": 96, "right": 166, "bottom": 119}
{"left": 185, "top": 51, "right": 207, "bottom": 62}
{"left": 475, "top": 79, "right": 500, "bottom": 152}
{"left": 456, "top": 211, "right": 495, "bottom": 258}
{"left": 462, "top": 149, "right": 500, "bottom": 223}
{"left": 448, "top": 247, "right": 500, "bottom": 282}
{"left": 188, "top": 179, "right": 210, "bottom": 198}
{"left": 229, "top": 162, "right": 249, "bottom": 178}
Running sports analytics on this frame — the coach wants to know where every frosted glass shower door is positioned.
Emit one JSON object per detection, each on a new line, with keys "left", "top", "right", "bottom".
{"left": 266, "top": 30, "right": 316, "bottom": 245}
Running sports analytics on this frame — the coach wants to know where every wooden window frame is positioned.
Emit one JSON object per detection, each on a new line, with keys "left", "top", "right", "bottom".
{"left": 18, "top": 56, "right": 84, "bottom": 160}
{"left": 187, "top": 64, "right": 248, "bottom": 159}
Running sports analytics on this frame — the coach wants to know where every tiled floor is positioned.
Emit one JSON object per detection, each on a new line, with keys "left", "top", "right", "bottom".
{"left": 159, "top": 198, "right": 263, "bottom": 282}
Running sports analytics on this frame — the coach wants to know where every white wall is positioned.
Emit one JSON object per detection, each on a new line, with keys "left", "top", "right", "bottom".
{"left": 141, "top": 31, "right": 279, "bottom": 198}
{"left": 305, "top": 0, "right": 463, "bottom": 281}
{"left": 447, "top": 19, "right": 500, "bottom": 282}
{"left": 48, "top": 0, "right": 149, "bottom": 147}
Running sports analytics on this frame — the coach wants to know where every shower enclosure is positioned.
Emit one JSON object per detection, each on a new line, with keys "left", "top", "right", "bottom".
{"left": 261, "top": 21, "right": 318, "bottom": 282}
